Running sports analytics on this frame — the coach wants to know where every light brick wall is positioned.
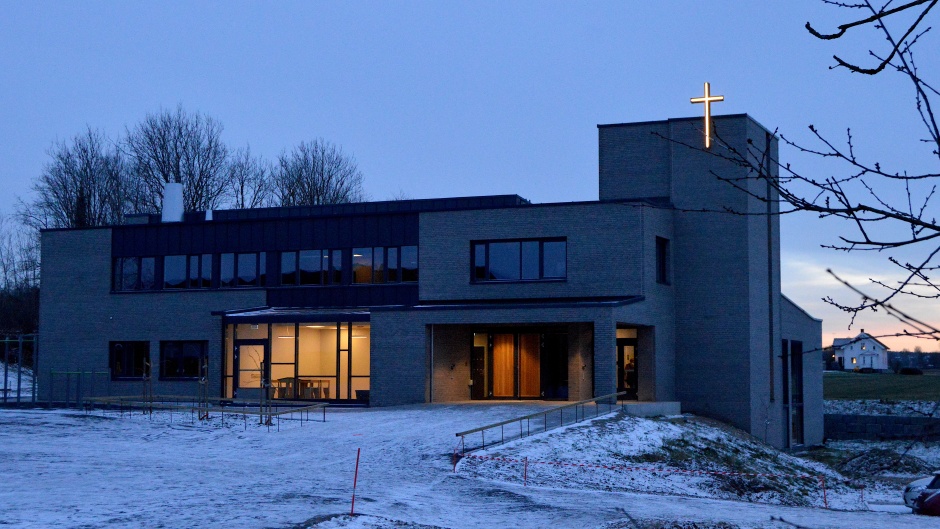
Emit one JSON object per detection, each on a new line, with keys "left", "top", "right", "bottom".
{"left": 782, "top": 295, "right": 824, "bottom": 446}
{"left": 418, "top": 203, "right": 643, "bottom": 301}
{"left": 38, "top": 229, "right": 265, "bottom": 401}
{"left": 598, "top": 115, "right": 791, "bottom": 448}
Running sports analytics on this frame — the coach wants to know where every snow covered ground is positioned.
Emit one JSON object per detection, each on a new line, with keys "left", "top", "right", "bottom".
{"left": 0, "top": 404, "right": 937, "bottom": 529}
{"left": 824, "top": 399, "right": 940, "bottom": 417}
{"left": 457, "top": 414, "right": 876, "bottom": 510}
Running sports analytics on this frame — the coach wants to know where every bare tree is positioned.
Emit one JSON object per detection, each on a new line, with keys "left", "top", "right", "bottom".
{"left": 227, "top": 146, "right": 272, "bottom": 209}
{"left": 388, "top": 188, "right": 413, "bottom": 201}
{"left": 0, "top": 213, "right": 39, "bottom": 333}
{"left": 272, "top": 139, "right": 366, "bottom": 207}
{"left": 674, "top": 1, "right": 940, "bottom": 341}
{"left": 124, "top": 105, "right": 230, "bottom": 213}
{"left": 18, "top": 128, "right": 127, "bottom": 230}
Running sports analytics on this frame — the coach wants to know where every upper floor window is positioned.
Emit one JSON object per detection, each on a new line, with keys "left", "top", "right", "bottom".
{"left": 164, "top": 254, "right": 212, "bottom": 289}
{"left": 656, "top": 237, "right": 671, "bottom": 285}
{"left": 472, "top": 239, "right": 566, "bottom": 282}
{"left": 221, "top": 252, "right": 266, "bottom": 288}
{"left": 353, "top": 246, "right": 418, "bottom": 284}
{"left": 280, "top": 249, "right": 342, "bottom": 286}
{"left": 113, "top": 257, "right": 155, "bottom": 291}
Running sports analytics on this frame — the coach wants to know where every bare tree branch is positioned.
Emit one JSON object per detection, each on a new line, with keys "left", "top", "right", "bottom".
{"left": 272, "top": 139, "right": 366, "bottom": 207}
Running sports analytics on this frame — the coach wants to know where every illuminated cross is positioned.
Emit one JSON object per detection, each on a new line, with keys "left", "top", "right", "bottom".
{"left": 690, "top": 82, "right": 724, "bottom": 149}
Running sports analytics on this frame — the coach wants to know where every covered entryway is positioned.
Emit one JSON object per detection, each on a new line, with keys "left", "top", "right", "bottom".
{"left": 469, "top": 330, "right": 569, "bottom": 400}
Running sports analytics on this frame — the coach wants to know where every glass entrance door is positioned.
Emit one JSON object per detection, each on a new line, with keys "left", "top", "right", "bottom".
{"left": 479, "top": 331, "right": 566, "bottom": 399}
{"left": 234, "top": 340, "right": 268, "bottom": 400}
{"left": 617, "top": 333, "right": 638, "bottom": 400}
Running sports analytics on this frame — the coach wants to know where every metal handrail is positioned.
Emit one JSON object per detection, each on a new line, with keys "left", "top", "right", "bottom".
{"left": 85, "top": 395, "right": 328, "bottom": 415}
{"left": 84, "top": 394, "right": 330, "bottom": 429}
{"left": 455, "top": 391, "right": 626, "bottom": 438}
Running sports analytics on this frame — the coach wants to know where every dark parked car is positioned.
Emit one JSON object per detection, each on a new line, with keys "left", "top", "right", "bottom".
{"left": 908, "top": 472, "right": 940, "bottom": 515}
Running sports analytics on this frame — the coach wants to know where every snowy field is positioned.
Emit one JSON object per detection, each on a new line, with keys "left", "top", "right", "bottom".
{"left": 0, "top": 404, "right": 938, "bottom": 529}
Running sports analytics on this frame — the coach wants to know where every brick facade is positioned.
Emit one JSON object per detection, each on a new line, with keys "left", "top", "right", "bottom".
{"left": 38, "top": 114, "right": 822, "bottom": 450}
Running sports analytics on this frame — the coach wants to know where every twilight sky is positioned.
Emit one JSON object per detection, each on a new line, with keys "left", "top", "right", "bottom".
{"left": 1, "top": 2, "right": 938, "bottom": 350}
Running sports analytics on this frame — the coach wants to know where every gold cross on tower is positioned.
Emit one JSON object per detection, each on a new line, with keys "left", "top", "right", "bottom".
{"left": 690, "top": 82, "right": 724, "bottom": 149}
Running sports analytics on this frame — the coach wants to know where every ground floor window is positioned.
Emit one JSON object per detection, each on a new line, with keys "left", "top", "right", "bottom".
{"left": 470, "top": 330, "right": 568, "bottom": 400}
{"left": 159, "top": 341, "right": 207, "bottom": 380}
{"left": 109, "top": 341, "right": 150, "bottom": 380}
{"left": 223, "top": 321, "right": 369, "bottom": 401}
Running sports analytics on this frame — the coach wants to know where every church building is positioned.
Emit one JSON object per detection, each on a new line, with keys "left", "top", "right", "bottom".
{"left": 38, "top": 113, "right": 823, "bottom": 449}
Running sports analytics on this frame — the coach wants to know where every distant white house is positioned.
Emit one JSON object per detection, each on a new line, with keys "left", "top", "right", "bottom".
{"left": 831, "top": 330, "right": 889, "bottom": 371}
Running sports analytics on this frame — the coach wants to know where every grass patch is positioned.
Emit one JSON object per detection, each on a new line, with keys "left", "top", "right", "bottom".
{"left": 824, "top": 371, "right": 940, "bottom": 400}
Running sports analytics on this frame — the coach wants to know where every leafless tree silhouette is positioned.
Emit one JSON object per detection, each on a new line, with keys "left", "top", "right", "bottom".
{"left": 19, "top": 128, "right": 129, "bottom": 230}
{"left": 272, "top": 139, "right": 366, "bottom": 207}
{"left": 124, "top": 105, "right": 230, "bottom": 213}
{"left": 227, "top": 146, "right": 273, "bottom": 209}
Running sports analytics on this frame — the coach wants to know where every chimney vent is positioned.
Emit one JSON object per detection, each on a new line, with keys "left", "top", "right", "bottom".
{"left": 161, "top": 182, "right": 184, "bottom": 223}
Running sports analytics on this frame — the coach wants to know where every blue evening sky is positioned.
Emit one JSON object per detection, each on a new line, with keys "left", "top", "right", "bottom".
{"left": 1, "top": 2, "right": 937, "bottom": 349}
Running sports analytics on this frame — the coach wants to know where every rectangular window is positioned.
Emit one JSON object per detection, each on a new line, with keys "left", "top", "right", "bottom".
{"left": 113, "top": 257, "right": 157, "bottom": 291}
{"left": 387, "top": 247, "right": 399, "bottom": 283}
{"left": 373, "top": 247, "right": 386, "bottom": 283}
{"left": 237, "top": 253, "right": 257, "bottom": 286}
{"left": 353, "top": 247, "right": 373, "bottom": 284}
{"left": 299, "top": 250, "right": 322, "bottom": 285}
{"left": 109, "top": 341, "right": 150, "bottom": 380}
{"left": 281, "top": 252, "right": 298, "bottom": 285}
{"left": 471, "top": 239, "right": 566, "bottom": 283}
{"left": 119, "top": 257, "right": 138, "bottom": 290}
{"left": 219, "top": 252, "right": 264, "bottom": 288}
{"left": 173, "top": 254, "right": 212, "bottom": 289}
{"left": 473, "top": 243, "right": 486, "bottom": 281}
{"left": 521, "top": 241, "right": 540, "bottom": 280}
{"left": 140, "top": 257, "right": 155, "bottom": 290}
{"left": 656, "top": 237, "right": 671, "bottom": 285}
{"left": 401, "top": 246, "right": 418, "bottom": 282}
{"left": 220, "top": 253, "right": 235, "bottom": 287}
{"left": 160, "top": 341, "right": 207, "bottom": 380}
{"left": 330, "top": 249, "right": 343, "bottom": 284}
{"left": 488, "top": 242, "right": 520, "bottom": 280}
{"left": 164, "top": 255, "right": 187, "bottom": 289}
{"left": 542, "top": 241, "right": 567, "bottom": 278}
{"left": 168, "top": 254, "right": 213, "bottom": 289}
{"left": 200, "top": 254, "right": 213, "bottom": 288}
{"left": 188, "top": 255, "right": 200, "bottom": 286}
{"left": 281, "top": 249, "right": 340, "bottom": 286}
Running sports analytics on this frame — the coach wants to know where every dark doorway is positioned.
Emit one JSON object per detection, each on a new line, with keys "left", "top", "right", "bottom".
{"left": 470, "top": 345, "right": 486, "bottom": 400}
{"left": 790, "top": 340, "right": 805, "bottom": 445}
{"left": 541, "top": 333, "right": 568, "bottom": 399}
{"left": 617, "top": 336, "right": 638, "bottom": 400}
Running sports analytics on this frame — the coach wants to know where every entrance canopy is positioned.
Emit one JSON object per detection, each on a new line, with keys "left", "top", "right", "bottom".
{"left": 216, "top": 306, "right": 371, "bottom": 324}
